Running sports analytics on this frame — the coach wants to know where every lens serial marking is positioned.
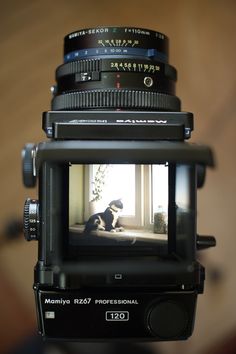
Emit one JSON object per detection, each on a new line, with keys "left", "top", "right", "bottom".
{"left": 105, "top": 311, "right": 129, "bottom": 321}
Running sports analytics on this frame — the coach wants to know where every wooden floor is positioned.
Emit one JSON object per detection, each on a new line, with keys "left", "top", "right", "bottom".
{"left": 0, "top": 1, "right": 236, "bottom": 353}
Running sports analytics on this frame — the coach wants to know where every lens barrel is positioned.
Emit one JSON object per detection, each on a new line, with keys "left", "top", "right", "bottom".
{"left": 52, "top": 27, "right": 181, "bottom": 111}
{"left": 64, "top": 27, "right": 168, "bottom": 62}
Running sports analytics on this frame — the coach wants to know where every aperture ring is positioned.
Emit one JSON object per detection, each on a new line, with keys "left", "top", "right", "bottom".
{"left": 52, "top": 90, "right": 180, "bottom": 111}
{"left": 56, "top": 59, "right": 177, "bottom": 81}
{"left": 56, "top": 72, "right": 175, "bottom": 95}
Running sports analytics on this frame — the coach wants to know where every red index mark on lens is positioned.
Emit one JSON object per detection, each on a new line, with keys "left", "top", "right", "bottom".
{"left": 116, "top": 74, "right": 121, "bottom": 89}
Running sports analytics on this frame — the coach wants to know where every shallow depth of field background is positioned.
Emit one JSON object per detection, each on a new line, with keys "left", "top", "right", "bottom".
{"left": 0, "top": 1, "right": 236, "bottom": 353}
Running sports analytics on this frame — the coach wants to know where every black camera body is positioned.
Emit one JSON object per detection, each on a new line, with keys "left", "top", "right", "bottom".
{"left": 23, "top": 27, "right": 215, "bottom": 341}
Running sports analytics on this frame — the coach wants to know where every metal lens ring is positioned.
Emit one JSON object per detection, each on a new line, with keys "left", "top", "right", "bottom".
{"left": 51, "top": 90, "right": 181, "bottom": 111}
{"left": 56, "top": 72, "right": 175, "bottom": 95}
{"left": 56, "top": 59, "right": 177, "bottom": 80}
{"left": 52, "top": 27, "right": 180, "bottom": 111}
{"left": 55, "top": 59, "right": 177, "bottom": 96}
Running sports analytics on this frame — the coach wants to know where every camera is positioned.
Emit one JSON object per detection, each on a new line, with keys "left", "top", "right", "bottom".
{"left": 22, "top": 27, "right": 216, "bottom": 341}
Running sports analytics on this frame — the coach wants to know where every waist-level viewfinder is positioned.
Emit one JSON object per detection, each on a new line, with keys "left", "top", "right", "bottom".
{"left": 22, "top": 27, "right": 215, "bottom": 341}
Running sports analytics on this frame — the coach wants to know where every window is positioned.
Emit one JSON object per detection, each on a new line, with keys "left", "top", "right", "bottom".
{"left": 86, "top": 163, "right": 168, "bottom": 229}
{"left": 89, "top": 164, "right": 136, "bottom": 216}
{"left": 151, "top": 164, "right": 169, "bottom": 222}
{"left": 69, "top": 163, "right": 169, "bottom": 245}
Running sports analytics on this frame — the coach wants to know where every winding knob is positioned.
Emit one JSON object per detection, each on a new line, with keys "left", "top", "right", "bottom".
{"left": 23, "top": 198, "right": 39, "bottom": 241}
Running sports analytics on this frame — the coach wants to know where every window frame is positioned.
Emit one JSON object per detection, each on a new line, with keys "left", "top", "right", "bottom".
{"left": 84, "top": 164, "right": 168, "bottom": 230}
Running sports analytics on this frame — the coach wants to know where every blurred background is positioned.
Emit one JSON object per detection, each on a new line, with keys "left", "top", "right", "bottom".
{"left": 0, "top": 0, "right": 236, "bottom": 353}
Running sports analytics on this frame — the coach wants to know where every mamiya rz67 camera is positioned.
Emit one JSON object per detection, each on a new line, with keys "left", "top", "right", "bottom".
{"left": 22, "top": 27, "right": 216, "bottom": 341}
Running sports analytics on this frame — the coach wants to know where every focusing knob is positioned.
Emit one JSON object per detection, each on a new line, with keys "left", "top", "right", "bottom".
{"left": 22, "top": 144, "right": 37, "bottom": 188}
{"left": 23, "top": 198, "right": 39, "bottom": 241}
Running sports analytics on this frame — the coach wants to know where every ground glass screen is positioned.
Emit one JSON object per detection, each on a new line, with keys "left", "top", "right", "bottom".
{"left": 69, "top": 164, "right": 169, "bottom": 247}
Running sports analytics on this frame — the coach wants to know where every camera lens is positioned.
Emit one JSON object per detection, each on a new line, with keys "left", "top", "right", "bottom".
{"left": 52, "top": 27, "right": 181, "bottom": 111}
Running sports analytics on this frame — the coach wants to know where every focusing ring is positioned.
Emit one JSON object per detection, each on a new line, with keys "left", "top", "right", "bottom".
{"left": 52, "top": 90, "right": 180, "bottom": 111}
